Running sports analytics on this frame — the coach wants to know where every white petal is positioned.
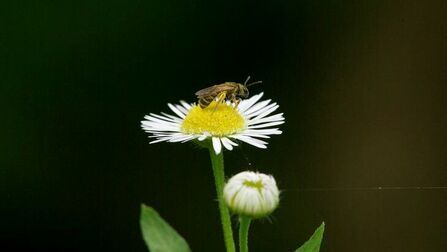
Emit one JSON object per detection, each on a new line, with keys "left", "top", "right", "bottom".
{"left": 231, "top": 135, "right": 267, "bottom": 149}
{"left": 180, "top": 100, "right": 192, "bottom": 110}
{"left": 181, "top": 136, "right": 197, "bottom": 143}
{"left": 198, "top": 135, "right": 207, "bottom": 141}
{"left": 212, "top": 137, "right": 222, "bottom": 154}
{"left": 241, "top": 133, "right": 271, "bottom": 139}
{"left": 238, "top": 93, "right": 264, "bottom": 113}
{"left": 247, "top": 121, "right": 285, "bottom": 129}
{"left": 221, "top": 137, "right": 234, "bottom": 150}
{"left": 149, "top": 113, "right": 182, "bottom": 123}
{"left": 244, "top": 128, "right": 282, "bottom": 135}
{"left": 168, "top": 103, "right": 186, "bottom": 118}
{"left": 148, "top": 134, "right": 174, "bottom": 138}
{"left": 225, "top": 138, "right": 238, "bottom": 146}
{"left": 141, "top": 124, "right": 180, "bottom": 132}
{"left": 161, "top": 112, "right": 184, "bottom": 121}
{"left": 142, "top": 115, "right": 181, "bottom": 127}
{"left": 243, "top": 100, "right": 271, "bottom": 117}
{"left": 168, "top": 134, "right": 194, "bottom": 142}
{"left": 175, "top": 104, "right": 189, "bottom": 115}
{"left": 249, "top": 104, "right": 279, "bottom": 120}
{"left": 248, "top": 113, "right": 284, "bottom": 125}
{"left": 150, "top": 136, "right": 174, "bottom": 144}
{"left": 141, "top": 123, "right": 180, "bottom": 132}
{"left": 244, "top": 103, "right": 277, "bottom": 119}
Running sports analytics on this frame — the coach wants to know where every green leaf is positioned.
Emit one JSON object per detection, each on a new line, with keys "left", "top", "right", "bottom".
{"left": 295, "top": 222, "right": 325, "bottom": 252}
{"left": 140, "top": 204, "right": 191, "bottom": 252}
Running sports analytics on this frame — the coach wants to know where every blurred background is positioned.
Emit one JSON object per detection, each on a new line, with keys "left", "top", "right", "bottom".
{"left": 1, "top": 0, "right": 447, "bottom": 251}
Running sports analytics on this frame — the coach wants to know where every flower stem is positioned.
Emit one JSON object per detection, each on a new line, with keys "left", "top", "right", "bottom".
{"left": 208, "top": 149, "right": 236, "bottom": 252}
{"left": 239, "top": 216, "right": 252, "bottom": 252}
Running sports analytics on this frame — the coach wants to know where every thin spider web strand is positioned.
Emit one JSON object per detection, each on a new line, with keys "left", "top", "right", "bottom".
{"left": 288, "top": 186, "right": 447, "bottom": 192}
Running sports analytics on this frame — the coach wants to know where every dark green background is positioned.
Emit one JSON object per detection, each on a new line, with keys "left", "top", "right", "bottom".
{"left": 2, "top": 1, "right": 446, "bottom": 251}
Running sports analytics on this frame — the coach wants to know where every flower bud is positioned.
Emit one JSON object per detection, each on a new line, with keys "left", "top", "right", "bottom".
{"left": 223, "top": 171, "right": 280, "bottom": 218}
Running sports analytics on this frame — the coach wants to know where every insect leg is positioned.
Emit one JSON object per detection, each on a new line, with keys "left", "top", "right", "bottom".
{"left": 234, "top": 98, "right": 241, "bottom": 108}
{"left": 211, "top": 91, "right": 227, "bottom": 113}
{"left": 228, "top": 93, "right": 240, "bottom": 107}
{"left": 216, "top": 91, "right": 227, "bottom": 104}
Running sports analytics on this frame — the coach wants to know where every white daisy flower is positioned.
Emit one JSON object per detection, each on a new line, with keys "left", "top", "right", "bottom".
{"left": 223, "top": 171, "right": 280, "bottom": 218}
{"left": 141, "top": 92, "right": 284, "bottom": 154}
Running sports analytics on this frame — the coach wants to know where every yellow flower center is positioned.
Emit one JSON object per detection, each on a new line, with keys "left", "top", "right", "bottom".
{"left": 180, "top": 101, "right": 246, "bottom": 136}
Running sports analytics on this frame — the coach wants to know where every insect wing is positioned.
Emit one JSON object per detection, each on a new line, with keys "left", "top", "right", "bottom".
{"left": 195, "top": 83, "right": 237, "bottom": 98}
{"left": 195, "top": 85, "right": 219, "bottom": 97}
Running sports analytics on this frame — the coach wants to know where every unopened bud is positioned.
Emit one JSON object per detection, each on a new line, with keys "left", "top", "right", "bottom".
{"left": 223, "top": 171, "right": 280, "bottom": 218}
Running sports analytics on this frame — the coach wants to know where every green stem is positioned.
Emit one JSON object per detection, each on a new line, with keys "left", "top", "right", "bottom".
{"left": 208, "top": 148, "right": 236, "bottom": 252}
{"left": 239, "top": 216, "right": 252, "bottom": 252}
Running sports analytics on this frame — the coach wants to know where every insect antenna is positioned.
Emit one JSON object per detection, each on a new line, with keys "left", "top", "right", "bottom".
{"left": 243, "top": 76, "right": 252, "bottom": 85}
{"left": 243, "top": 76, "right": 262, "bottom": 87}
{"left": 246, "top": 80, "right": 262, "bottom": 87}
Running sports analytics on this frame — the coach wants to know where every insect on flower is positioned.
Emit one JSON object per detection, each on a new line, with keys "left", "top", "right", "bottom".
{"left": 195, "top": 76, "right": 262, "bottom": 109}
{"left": 141, "top": 91, "right": 284, "bottom": 154}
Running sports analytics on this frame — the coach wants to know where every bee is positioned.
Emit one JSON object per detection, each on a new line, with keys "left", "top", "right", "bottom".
{"left": 195, "top": 76, "right": 262, "bottom": 109}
